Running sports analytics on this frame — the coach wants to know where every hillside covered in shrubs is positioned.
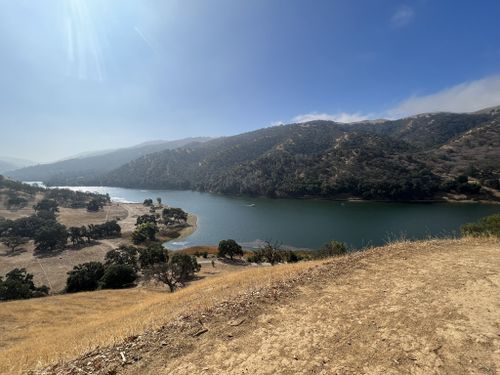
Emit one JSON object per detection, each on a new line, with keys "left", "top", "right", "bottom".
{"left": 57, "top": 107, "right": 500, "bottom": 201}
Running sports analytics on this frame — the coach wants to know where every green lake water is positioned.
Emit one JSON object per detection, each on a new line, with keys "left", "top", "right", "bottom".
{"left": 58, "top": 186, "right": 500, "bottom": 250}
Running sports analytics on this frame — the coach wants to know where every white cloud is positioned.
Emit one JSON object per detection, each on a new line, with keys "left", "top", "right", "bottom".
{"left": 389, "top": 75, "right": 500, "bottom": 117}
{"left": 292, "top": 112, "right": 370, "bottom": 124}
{"left": 391, "top": 6, "right": 415, "bottom": 27}
{"left": 270, "top": 120, "right": 285, "bottom": 126}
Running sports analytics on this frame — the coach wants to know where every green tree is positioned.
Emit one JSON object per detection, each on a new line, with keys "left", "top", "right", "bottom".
{"left": 218, "top": 239, "right": 243, "bottom": 260}
{"left": 86, "top": 199, "right": 103, "bottom": 212}
{"left": 68, "top": 227, "right": 84, "bottom": 246}
{"left": 143, "top": 251, "right": 200, "bottom": 292}
{"left": 0, "top": 268, "right": 49, "bottom": 301}
{"left": 104, "top": 245, "right": 139, "bottom": 270}
{"left": 263, "top": 241, "right": 285, "bottom": 265}
{"left": 131, "top": 222, "right": 158, "bottom": 244}
{"left": 99, "top": 264, "right": 137, "bottom": 289}
{"left": 170, "top": 253, "right": 201, "bottom": 282}
{"left": 33, "top": 199, "right": 59, "bottom": 214}
{"left": 136, "top": 214, "right": 157, "bottom": 226}
{"left": 66, "top": 262, "right": 105, "bottom": 293}
{"left": 138, "top": 243, "right": 167, "bottom": 268}
{"left": 162, "top": 207, "right": 188, "bottom": 225}
{"left": 33, "top": 222, "right": 68, "bottom": 252}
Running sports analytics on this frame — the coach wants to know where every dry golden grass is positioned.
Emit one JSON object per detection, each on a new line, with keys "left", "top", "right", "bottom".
{"left": 0, "top": 260, "right": 322, "bottom": 374}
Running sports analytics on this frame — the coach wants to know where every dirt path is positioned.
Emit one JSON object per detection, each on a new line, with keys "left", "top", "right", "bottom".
{"left": 113, "top": 239, "right": 499, "bottom": 375}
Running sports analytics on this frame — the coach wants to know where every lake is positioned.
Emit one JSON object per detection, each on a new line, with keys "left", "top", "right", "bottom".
{"left": 56, "top": 186, "right": 500, "bottom": 250}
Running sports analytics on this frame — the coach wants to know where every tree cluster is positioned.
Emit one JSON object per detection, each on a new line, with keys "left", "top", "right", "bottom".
{"left": 0, "top": 268, "right": 49, "bottom": 301}
{"left": 66, "top": 244, "right": 200, "bottom": 293}
{"left": 68, "top": 221, "right": 121, "bottom": 246}
{"left": 246, "top": 241, "right": 304, "bottom": 265}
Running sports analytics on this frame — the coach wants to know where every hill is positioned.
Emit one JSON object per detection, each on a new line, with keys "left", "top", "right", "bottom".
{"left": 75, "top": 109, "right": 500, "bottom": 201}
{"left": 6, "top": 137, "right": 211, "bottom": 184}
{"left": 1, "top": 237, "right": 498, "bottom": 374}
{"left": 0, "top": 157, "right": 34, "bottom": 174}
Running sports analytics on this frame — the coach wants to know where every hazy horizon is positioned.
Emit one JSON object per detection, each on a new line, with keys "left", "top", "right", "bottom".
{"left": 1, "top": 0, "right": 499, "bottom": 162}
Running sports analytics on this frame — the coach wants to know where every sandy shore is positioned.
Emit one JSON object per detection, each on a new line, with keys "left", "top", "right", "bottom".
{"left": 176, "top": 213, "right": 198, "bottom": 240}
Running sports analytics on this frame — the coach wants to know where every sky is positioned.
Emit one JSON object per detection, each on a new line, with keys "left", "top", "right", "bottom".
{"left": 0, "top": 0, "right": 499, "bottom": 162}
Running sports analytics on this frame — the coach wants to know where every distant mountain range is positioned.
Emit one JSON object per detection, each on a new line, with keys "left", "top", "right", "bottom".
{"left": 0, "top": 157, "right": 35, "bottom": 175}
{"left": 6, "top": 107, "right": 500, "bottom": 201}
{"left": 6, "top": 138, "right": 211, "bottom": 184}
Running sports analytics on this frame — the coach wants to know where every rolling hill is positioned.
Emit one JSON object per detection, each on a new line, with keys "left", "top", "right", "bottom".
{"left": 6, "top": 137, "right": 210, "bottom": 184}
{"left": 0, "top": 157, "right": 34, "bottom": 175}
{"left": 64, "top": 108, "right": 500, "bottom": 200}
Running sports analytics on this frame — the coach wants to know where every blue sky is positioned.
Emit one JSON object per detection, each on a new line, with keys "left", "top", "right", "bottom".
{"left": 1, "top": 0, "right": 499, "bottom": 162}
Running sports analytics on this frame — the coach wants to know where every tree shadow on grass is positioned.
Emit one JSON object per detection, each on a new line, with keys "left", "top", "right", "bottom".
{"left": 0, "top": 248, "right": 28, "bottom": 257}
{"left": 218, "top": 257, "right": 250, "bottom": 266}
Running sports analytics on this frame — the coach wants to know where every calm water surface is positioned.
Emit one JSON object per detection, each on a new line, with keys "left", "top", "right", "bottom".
{"left": 59, "top": 186, "right": 499, "bottom": 250}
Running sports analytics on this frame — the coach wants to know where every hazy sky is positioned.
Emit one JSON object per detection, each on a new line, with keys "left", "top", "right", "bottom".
{"left": 1, "top": 0, "right": 499, "bottom": 162}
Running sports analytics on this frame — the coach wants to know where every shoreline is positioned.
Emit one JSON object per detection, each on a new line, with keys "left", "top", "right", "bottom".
{"left": 175, "top": 213, "right": 198, "bottom": 241}
{"left": 65, "top": 184, "right": 500, "bottom": 205}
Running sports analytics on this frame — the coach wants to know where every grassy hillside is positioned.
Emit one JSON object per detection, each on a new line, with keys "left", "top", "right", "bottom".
{"left": 1, "top": 237, "right": 497, "bottom": 374}
{"left": 77, "top": 108, "right": 500, "bottom": 200}
{"left": 6, "top": 137, "right": 210, "bottom": 184}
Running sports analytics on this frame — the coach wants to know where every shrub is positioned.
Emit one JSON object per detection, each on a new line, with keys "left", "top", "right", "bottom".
{"left": 99, "top": 264, "right": 136, "bottom": 289}
{"left": 284, "top": 250, "right": 300, "bottom": 263}
{"left": 66, "top": 262, "right": 105, "bottom": 293}
{"left": 461, "top": 214, "right": 500, "bottom": 237}
{"left": 246, "top": 253, "right": 262, "bottom": 263}
{"left": 317, "top": 241, "right": 348, "bottom": 258}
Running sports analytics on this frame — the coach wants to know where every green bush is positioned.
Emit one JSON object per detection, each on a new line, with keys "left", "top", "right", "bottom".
{"left": 99, "top": 264, "right": 136, "bottom": 289}
{"left": 66, "top": 262, "right": 105, "bottom": 293}
{"left": 461, "top": 214, "right": 500, "bottom": 237}
{"left": 317, "top": 241, "right": 348, "bottom": 258}
{"left": 246, "top": 253, "right": 262, "bottom": 263}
